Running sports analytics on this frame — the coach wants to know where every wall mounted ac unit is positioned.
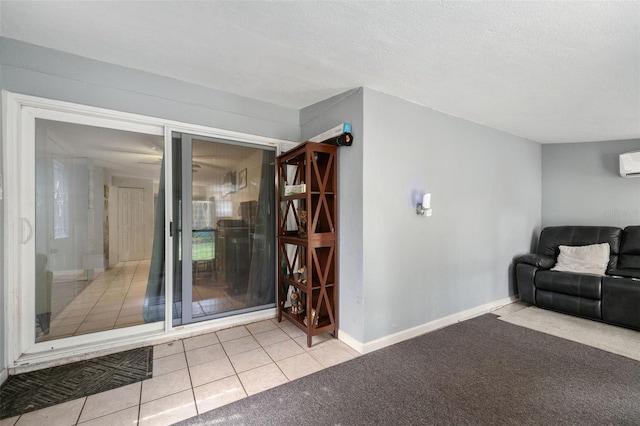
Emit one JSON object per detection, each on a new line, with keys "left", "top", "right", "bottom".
{"left": 620, "top": 151, "right": 640, "bottom": 177}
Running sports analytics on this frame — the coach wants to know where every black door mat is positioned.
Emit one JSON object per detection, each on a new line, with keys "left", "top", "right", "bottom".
{"left": 0, "top": 347, "right": 153, "bottom": 419}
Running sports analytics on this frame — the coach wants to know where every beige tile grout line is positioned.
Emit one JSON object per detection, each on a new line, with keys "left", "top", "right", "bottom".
{"left": 75, "top": 397, "right": 88, "bottom": 425}
{"left": 137, "top": 364, "right": 145, "bottom": 426}
{"left": 114, "top": 260, "right": 140, "bottom": 329}
{"left": 184, "top": 345, "right": 200, "bottom": 417}
{"left": 149, "top": 320, "right": 310, "bottom": 416}
{"left": 216, "top": 331, "right": 249, "bottom": 404}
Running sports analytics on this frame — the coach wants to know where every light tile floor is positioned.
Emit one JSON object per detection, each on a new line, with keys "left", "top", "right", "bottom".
{"left": 3, "top": 318, "right": 360, "bottom": 426}
{"left": 39, "top": 261, "right": 151, "bottom": 341}
{"left": 40, "top": 260, "right": 247, "bottom": 342}
{"left": 490, "top": 300, "right": 529, "bottom": 317}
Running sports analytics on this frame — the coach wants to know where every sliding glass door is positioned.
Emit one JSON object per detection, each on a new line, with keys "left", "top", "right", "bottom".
{"left": 33, "top": 118, "right": 165, "bottom": 342}
{"left": 171, "top": 132, "right": 276, "bottom": 324}
{"left": 5, "top": 93, "right": 288, "bottom": 365}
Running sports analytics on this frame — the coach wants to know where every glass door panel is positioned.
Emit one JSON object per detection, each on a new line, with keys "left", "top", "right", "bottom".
{"left": 34, "top": 118, "right": 165, "bottom": 342}
{"left": 172, "top": 132, "right": 276, "bottom": 324}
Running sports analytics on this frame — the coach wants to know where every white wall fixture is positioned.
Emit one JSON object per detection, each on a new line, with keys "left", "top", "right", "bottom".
{"left": 619, "top": 151, "right": 640, "bottom": 178}
{"left": 416, "top": 193, "right": 432, "bottom": 216}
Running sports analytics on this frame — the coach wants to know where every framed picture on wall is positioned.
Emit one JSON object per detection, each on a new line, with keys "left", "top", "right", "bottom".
{"left": 238, "top": 168, "right": 247, "bottom": 190}
{"left": 223, "top": 170, "right": 236, "bottom": 195}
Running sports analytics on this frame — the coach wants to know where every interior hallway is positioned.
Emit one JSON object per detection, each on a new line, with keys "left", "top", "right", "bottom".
{"left": 39, "top": 261, "right": 150, "bottom": 341}
{"left": 40, "top": 259, "right": 248, "bottom": 342}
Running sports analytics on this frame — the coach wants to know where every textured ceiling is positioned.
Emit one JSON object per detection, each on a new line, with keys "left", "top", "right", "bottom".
{"left": 1, "top": 1, "right": 639, "bottom": 143}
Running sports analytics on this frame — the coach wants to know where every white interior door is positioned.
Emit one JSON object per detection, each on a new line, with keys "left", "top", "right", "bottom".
{"left": 118, "top": 187, "right": 145, "bottom": 261}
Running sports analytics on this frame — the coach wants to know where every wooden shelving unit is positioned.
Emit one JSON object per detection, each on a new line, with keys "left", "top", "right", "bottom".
{"left": 276, "top": 142, "right": 338, "bottom": 347}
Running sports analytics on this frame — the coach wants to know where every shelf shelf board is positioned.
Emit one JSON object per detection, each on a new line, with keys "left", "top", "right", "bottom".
{"left": 281, "top": 274, "right": 335, "bottom": 290}
{"left": 279, "top": 141, "right": 337, "bottom": 163}
{"left": 281, "top": 307, "right": 335, "bottom": 335}
{"left": 281, "top": 193, "right": 306, "bottom": 201}
{"left": 281, "top": 191, "right": 335, "bottom": 201}
{"left": 279, "top": 234, "right": 336, "bottom": 245}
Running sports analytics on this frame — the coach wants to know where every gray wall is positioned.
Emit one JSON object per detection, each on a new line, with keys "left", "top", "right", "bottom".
{"left": 0, "top": 36, "right": 300, "bottom": 373}
{"left": 300, "top": 88, "right": 365, "bottom": 342}
{"left": 0, "top": 35, "right": 545, "bottom": 367}
{"left": 361, "top": 88, "right": 541, "bottom": 343}
{"left": 0, "top": 46, "right": 4, "bottom": 374}
{"left": 542, "top": 139, "right": 640, "bottom": 227}
{"left": 0, "top": 38, "right": 299, "bottom": 139}
{"left": 300, "top": 87, "right": 542, "bottom": 345}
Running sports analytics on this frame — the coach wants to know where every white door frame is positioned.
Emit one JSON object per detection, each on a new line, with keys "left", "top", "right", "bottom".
{"left": 3, "top": 91, "right": 296, "bottom": 369}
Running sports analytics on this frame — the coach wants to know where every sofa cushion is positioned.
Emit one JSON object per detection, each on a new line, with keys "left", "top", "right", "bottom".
{"left": 536, "top": 270, "right": 602, "bottom": 299}
{"left": 551, "top": 243, "right": 610, "bottom": 276}
{"left": 617, "top": 255, "right": 640, "bottom": 270}
{"left": 537, "top": 226, "right": 622, "bottom": 271}
{"left": 608, "top": 269, "right": 640, "bottom": 279}
{"left": 602, "top": 277, "right": 640, "bottom": 329}
{"left": 536, "top": 290, "right": 601, "bottom": 320}
{"left": 617, "top": 226, "right": 640, "bottom": 270}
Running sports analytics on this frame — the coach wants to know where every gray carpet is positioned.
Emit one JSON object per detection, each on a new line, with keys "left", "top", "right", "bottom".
{"left": 178, "top": 314, "right": 640, "bottom": 425}
{"left": 0, "top": 347, "right": 153, "bottom": 419}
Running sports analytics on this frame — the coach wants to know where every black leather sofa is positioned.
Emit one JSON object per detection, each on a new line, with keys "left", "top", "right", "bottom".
{"left": 515, "top": 226, "right": 640, "bottom": 330}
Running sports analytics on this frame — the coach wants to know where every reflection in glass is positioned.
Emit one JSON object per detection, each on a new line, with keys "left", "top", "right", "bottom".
{"left": 52, "top": 159, "right": 70, "bottom": 240}
{"left": 170, "top": 134, "right": 276, "bottom": 324}
{"left": 34, "top": 119, "right": 164, "bottom": 342}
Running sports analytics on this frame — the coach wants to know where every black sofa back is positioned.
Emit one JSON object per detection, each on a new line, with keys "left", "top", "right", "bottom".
{"left": 605, "top": 226, "right": 640, "bottom": 278}
{"left": 536, "top": 226, "right": 623, "bottom": 273}
{"left": 618, "top": 226, "right": 640, "bottom": 270}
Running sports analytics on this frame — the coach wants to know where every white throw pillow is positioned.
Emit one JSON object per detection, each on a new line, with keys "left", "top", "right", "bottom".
{"left": 551, "top": 243, "right": 610, "bottom": 276}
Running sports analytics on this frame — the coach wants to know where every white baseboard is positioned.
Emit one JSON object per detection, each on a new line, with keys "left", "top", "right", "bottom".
{"left": 0, "top": 368, "right": 7, "bottom": 385}
{"left": 52, "top": 269, "right": 84, "bottom": 278}
{"left": 11, "top": 308, "right": 278, "bottom": 374}
{"left": 338, "top": 329, "right": 364, "bottom": 354}
{"left": 356, "top": 295, "right": 518, "bottom": 354}
{"left": 52, "top": 268, "right": 106, "bottom": 280}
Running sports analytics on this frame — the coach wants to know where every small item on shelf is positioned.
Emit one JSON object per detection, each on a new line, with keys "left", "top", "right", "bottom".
{"left": 290, "top": 290, "right": 305, "bottom": 315}
{"left": 298, "top": 209, "right": 308, "bottom": 238}
{"left": 297, "top": 266, "right": 307, "bottom": 284}
{"left": 284, "top": 183, "right": 306, "bottom": 196}
{"left": 303, "top": 308, "right": 319, "bottom": 327}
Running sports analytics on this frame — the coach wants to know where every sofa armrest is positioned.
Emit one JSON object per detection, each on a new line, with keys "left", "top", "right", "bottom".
{"left": 515, "top": 254, "right": 555, "bottom": 269}
{"left": 516, "top": 263, "right": 537, "bottom": 304}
